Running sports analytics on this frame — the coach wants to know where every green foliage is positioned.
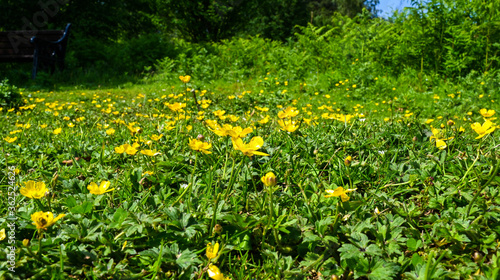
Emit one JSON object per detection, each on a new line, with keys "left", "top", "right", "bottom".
{"left": 155, "top": 0, "right": 251, "bottom": 42}
{"left": 154, "top": 0, "right": 378, "bottom": 42}
{"left": 243, "top": 0, "right": 310, "bottom": 40}
{"left": 1, "top": 0, "right": 499, "bottom": 91}
{"left": 66, "top": 33, "right": 178, "bottom": 75}
{"left": 0, "top": 78, "right": 22, "bottom": 108}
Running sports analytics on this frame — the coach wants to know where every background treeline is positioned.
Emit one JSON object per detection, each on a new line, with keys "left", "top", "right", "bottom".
{"left": 0, "top": 0, "right": 499, "bottom": 85}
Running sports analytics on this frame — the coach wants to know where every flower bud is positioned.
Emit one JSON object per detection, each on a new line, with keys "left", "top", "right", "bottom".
{"left": 344, "top": 156, "right": 352, "bottom": 166}
{"left": 23, "top": 239, "right": 30, "bottom": 247}
{"left": 213, "top": 224, "right": 223, "bottom": 234}
{"left": 261, "top": 172, "right": 277, "bottom": 187}
{"left": 197, "top": 134, "right": 205, "bottom": 141}
{"left": 472, "top": 251, "right": 483, "bottom": 262}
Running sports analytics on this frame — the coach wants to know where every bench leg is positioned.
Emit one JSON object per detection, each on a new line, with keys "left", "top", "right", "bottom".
{"left": 32, "top": 48, "right": 39, "bottom": 80}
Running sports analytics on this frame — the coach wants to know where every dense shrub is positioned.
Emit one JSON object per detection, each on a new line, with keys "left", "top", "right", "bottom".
{"left": 0, "top": 78, "right": 22, "bottom": 108}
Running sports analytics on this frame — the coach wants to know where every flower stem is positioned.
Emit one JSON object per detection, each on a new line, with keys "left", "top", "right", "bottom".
{"left": 188, "top": 154, "right": 198, "bottom": 210}
{"left": 459, "top": 140, "right": 482, "bottom": 188}
{"left": 466, "top": 157, "right": 499, "bottom": 217}
{"left": 37, "top": 230, "right": 43, "bottom": 256}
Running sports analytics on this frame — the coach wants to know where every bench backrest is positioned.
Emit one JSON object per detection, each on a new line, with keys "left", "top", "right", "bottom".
{"left": 0, "top": 30, "right": 65, "bottom": 62}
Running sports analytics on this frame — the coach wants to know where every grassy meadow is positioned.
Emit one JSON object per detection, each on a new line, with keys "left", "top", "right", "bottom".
{"left": 1, "top": 66, "right": 499, "bottom": 279}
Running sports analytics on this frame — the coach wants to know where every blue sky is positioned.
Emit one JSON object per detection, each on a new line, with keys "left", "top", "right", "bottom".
{"left": 377, "top": 0, "right": 413, "bottom": 17}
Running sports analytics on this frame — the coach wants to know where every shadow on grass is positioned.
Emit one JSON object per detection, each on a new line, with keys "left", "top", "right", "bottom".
{"left": 0, "top": 63, "right": 143, "bottom": 91}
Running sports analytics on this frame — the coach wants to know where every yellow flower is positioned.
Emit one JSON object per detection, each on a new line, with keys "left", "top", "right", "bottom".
{"left": 126, "top": 124, "right": 142, "bottom": 134}
{"left": 140, "top": 149, "right": 161, "bottom": 156}
{"left": 0, "top": 228, "right": 5, "bottom": 241}
{"left": 227, "top": 115, "right": 240, "bottom": 122}
{"left": 325, "top": 187, "right": 357, "bottom": 202}
{"left": 213, "top": 110, "right": 226, "bottom": 118}
{"left": 278, "top": 107, "right": 299, "bottom": 119}
{"left": 188, "top": 139, "right": 212, "bottom": 154}
{"left": 208, "top": 264, "right": 225, "bottom": 280}
{"left": 53, "top": 128, "right": 62, "bottom": 135}
{"left": 205, "top": 119, "right": 219, "bottom": 130}
{"left": 206, "top": 242, "right": 219, "bottom": 260}
{"left": 40, "top": 124, "right": 48, "bottom": 128}
{"left": 258, "top": 116, "right": 270, "bottom": 124}
{"left": 106, "top": 128, "right": 116, "bottom": 135}
{"left": 277, "top": 119, "right": 299, "bottom": 132}
{"left": 151, "top": 134, "right": 163, "bottom": 141}
{"left": 20, "top": 181, "right": 48, "bottom": 199}
{"left": 31, "top": 211, "right": 65, "bottom": 230}
{"left": 211, "top": 124, "right": 231, "bottom": 137}
{"left": 430, "top": 127, "right": 453, "bottom": 150}
{"left": 255, "top": 106, "right": 269, "bottom": 112}
{"left": 87, "top": 181, "right": 114, "bottom": 195}
{"left": 115, "top": 143, "right": 140, "bottom": 155}
{"left": 4, "top": 136, "right": 17, "bottom": 143}
{"left": 232, "top": 136, "right": 269, "bottom": 157}
{"left": 471, "top": 120, "right": 496, "bottom": 139}
{"left": 480, "top": 108, "right": 495, "bottom": 118}
{"left": 179, "top": 75, "right": 191, "bottom": 83}
{"left": 167, "top": 102, "right": 186, "bottom": 112}
{"left": 261, "top": 172, "right": 277, "bottom": 187}
{"left": 127, "top": 143, "right": 140, "bottom": 155}
{"left": 115, "top": 145, "right": 126, "bottom": 154}
{"left": 227, "top": 126, "right": 253, "bottom": 139}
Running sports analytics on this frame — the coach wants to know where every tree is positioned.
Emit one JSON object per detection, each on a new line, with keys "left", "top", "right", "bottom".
{"left": 155, "top": 0, "right": 252, "bottom": 42}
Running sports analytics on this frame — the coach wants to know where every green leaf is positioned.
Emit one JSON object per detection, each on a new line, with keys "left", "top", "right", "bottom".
{"left": 407, "top": 238, "right": 422, "bottom": 251}
{"left": 176, "top": 249, "right": 202, "bottom": 270}
{"left": 299, "top": 252, "right": 321, "bottom": 268}
{"left": 65, "top": 196, "right": 77, "bottom": 208}
{"left": 365, "top": 244, "right": 383, "bottom": 256}
{"left": 339, "top": 244, "right": 363, "bottom": 260}
{"left": 109, "top": 208, "right": 129, "bottom": 228}
{"left": 411, "top": 253, "right": 423, "bottom": 267}
{"left": 70, "top": 201, "right": 93, "bottom": 214}
{"left": 368, "top": 261, "right": 400, "bottom": 280}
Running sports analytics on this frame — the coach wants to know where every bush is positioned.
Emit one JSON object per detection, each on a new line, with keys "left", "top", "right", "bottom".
{"left": 0, "top": 78, "right": 22, "bottom": 108}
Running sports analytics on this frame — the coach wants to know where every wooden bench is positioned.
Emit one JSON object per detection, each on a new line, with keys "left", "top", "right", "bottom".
{"left": 0, "top": 23, "right": 71, "bottom": 79}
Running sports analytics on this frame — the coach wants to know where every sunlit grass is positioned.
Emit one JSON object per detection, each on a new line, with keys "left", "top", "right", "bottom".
{"left": 0, "top": 71, "right": 498, "bottom": 279}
